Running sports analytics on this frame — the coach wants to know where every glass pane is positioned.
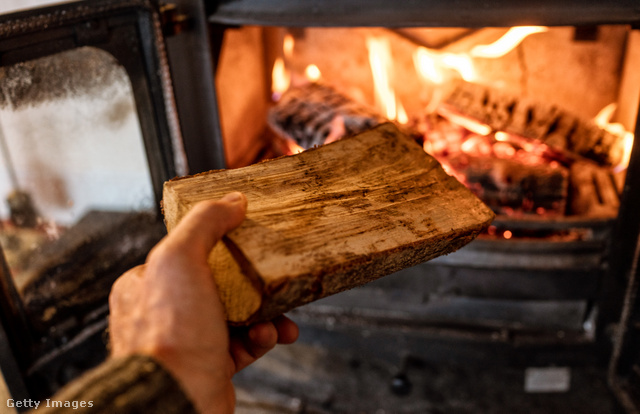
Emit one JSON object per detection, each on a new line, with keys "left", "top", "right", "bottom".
{"left": 0, "top": 47, "right": 162, "bottom": 344}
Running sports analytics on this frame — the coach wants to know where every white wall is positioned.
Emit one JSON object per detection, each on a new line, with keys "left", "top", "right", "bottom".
{"left": 0, "top": 1, "right": 154, "bottom": 225}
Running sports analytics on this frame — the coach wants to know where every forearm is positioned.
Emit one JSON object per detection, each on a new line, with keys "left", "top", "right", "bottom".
{"left": 31, "top": 355, "right": 197, "bottom": 413}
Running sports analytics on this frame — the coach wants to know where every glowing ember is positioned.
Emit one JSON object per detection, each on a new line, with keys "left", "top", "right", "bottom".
{"left": 503, "top": 230, "right": 513, "bottom": 240}
{"left": 437, "top": 105, "right": 492, "bottom": 136}
{"left": 471, "top": 26, "right": 549, "bottom": 58}
{"left": 305, "top": 64, "right": 321, "bottom": 82}
{"left": 495, "top": 131, "right": 510, "bottom": 142}
{"left": 271, "top": 57, "right": 290, "bottom": 101}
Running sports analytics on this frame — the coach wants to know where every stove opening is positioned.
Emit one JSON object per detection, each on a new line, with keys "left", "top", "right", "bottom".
{"left": 219, "top": 25, "right": 637, "bottom": 225}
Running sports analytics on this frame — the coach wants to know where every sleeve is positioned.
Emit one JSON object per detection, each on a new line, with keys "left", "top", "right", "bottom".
{"left": 33, "top": 355, "right": 198, "bottom": 414}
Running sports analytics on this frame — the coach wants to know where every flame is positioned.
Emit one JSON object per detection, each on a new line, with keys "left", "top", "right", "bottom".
{"left": 271, "top": 57, "right": 290, "bottom": 101}
{"left": 305, "top": 64, "right": 321, "bottom": 82}
{"left": 471, "top": 26, "right": 549, "bottom": 58}
{"left": 441, "top": 53, "right": 476, "bottom": 82}
{"left": 595, "top": 103, "right": 635, "bottom": 170}
{"left": 366, "top": 36, "right": 408, "bottom": 123}
{"left": 396, "top": 101, "right": 409, "bottom": 125}
{"left": 284, "top": 138, "right": 304, "bottom": 155}
{"left": 413, "top": 47, "right": 477, "bottom": 84}
{"left": 413, "top": 48, "right": 445, "bottom": 84}
{"left": 283, "top": 34, "right": 295, "bottom": 58}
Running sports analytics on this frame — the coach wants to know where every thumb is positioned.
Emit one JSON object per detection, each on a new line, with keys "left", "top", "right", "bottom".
{"left": 161, "top": 192, "right": 248, "bottom": 263}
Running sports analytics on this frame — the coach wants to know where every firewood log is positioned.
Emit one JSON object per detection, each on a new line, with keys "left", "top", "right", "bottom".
{"left": 268, "top": 83, "right": 385, "bottom": 149}
{"left": 162, "top": 123, "right": 495, "bottom": 325}
{"left": 569, "top": 161, "right": 620, "bottom": 217}
{"left": 444, "top": 81, "right": 626, "bottom": 167}
{"left": 448, "top": 154, "right": 569, "bottom": 216}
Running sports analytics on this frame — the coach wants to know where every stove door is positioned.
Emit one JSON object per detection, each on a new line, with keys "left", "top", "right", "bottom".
{"left": 0, "top": 0, "right": 187, "bottom": 402}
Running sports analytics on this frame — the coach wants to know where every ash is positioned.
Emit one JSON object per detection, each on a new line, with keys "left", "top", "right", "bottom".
{"left": 0, "top": 47, "right": 129, "bottom": 109}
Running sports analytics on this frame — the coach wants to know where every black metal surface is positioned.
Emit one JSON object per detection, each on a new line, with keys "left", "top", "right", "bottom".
{"left": 207, "top": 0, "right": 640, "bottom": 27}
{"left": 0, "top": 251, "right": 30, "bottom": 404}
{"left": 164, "top": 0, "right": 227, "bottom": 173}
{"left": 609, "top": 219, "right": 640, "bottom": 413}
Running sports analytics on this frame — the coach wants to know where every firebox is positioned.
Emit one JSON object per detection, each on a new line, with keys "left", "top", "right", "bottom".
{"left": 0, "top": 0, "right": 638, "bottom": 412}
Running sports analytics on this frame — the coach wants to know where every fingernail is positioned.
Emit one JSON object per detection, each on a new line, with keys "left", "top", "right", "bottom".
{"left": 222, "top": 192, "right": 244, "bottom": 203}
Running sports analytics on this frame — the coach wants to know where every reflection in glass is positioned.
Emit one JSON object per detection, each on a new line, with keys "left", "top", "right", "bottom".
{"left": 0, "top": 47, "right": 163, "bottom": 345}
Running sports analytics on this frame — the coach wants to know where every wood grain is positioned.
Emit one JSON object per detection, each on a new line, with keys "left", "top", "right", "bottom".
{"left": 162, "top": 123, "right": 494, "bottom": 325}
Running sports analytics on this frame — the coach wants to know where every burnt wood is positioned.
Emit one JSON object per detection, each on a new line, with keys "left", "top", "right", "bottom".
{"left": 447, "top": 153, "right": 569, "bottom": 216}
{"left": 443, "top": 82, "right": 626, "bottom": 167}
{"left": 163, "top": 123, "right": 495, "bottom": 325}
{"left": 268, "top": 83, "right": 384, "bottom": 150}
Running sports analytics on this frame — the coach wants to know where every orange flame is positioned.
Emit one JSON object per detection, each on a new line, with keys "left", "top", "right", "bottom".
{"left": 471, "top": 26, "right": 548, "bottom": 58}
{"left": 367, "top": 36, "right": 407, "bottom": 123}
{"left": 413, "top": 47, "right": 476, "bottom": 84}
{"left": 271, "top": 57, "right": 290, "bottom": 101}
{"left": 595, "top": 103, "right": 635, "bottom": 171}
{"left": 283, "top": 34, "right": 295, "bottom": 58}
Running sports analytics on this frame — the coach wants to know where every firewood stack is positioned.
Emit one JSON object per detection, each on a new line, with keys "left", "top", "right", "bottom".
{"left": 438, "top": 81, "right": 627, "bottom": 218}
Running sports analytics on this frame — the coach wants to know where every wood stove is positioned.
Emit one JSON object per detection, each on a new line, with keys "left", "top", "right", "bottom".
{"left": 0, "top": 0, "right": 638, "bottom": 411}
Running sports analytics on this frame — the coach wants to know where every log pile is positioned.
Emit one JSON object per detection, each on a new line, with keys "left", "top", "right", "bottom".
{"left": 162, "top": 123, "right": 494, "bottom": 325}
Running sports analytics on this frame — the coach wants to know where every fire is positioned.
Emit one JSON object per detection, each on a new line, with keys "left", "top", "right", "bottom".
{"left": 305, "top": 64, "right": 321, "bottom": 82}
{"left": 413, "top": 47, "right": 476, "bottom": 84}
{"left": 366, "top": 36, "right": 406, "bottom": 123}
{"left": 271, "top": 57, "right": 291, "bottom": 101}
{"left": 413, "top": 48, "right": 445, "bottom": 85}
{"left": 471, "top": 26, "right": 549, "bottom": 58}
{"left": 283, "top": 34, "right": 295, "bottom": 58}
{"left": 595, "top": 103, "right": 635, "bottom": 171}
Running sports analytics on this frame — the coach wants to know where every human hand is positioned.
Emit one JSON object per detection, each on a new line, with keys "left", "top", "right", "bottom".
{"left": 109, "top": 192, "right": 299, "bottom": 414}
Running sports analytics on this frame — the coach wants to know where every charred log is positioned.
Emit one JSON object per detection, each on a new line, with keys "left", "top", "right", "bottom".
{"left": 444, "top": 81, "right": 626, "bottom": 167}
{"left": 448, "top": 154, "right": 569, "bottom": 216}
{"left": 268, "top": 83, "right": 385, "bottom": 149}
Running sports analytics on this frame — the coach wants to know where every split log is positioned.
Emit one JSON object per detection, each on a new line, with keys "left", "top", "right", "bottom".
{"left": 569, "top": 161, "right": 620, "bottom": 217}
{"left": 162, "top": 123, "right": 495, "bottom": 325}
{"left": 448, "top": 154, "right": 569, "bottom": 216}
{"left": 268, "top": 83, "right": 385, "bottom": 149}
{"left": 444, "top": 81, "right": 626, "bottom": 167}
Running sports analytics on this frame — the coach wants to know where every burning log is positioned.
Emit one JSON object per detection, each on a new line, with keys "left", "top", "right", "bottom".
{"left": 569, "top": 161, "right": 621, "bottom": 217}
{"left": 444, "top": 81, "right": 626, "bottom": 167}
{"left": 162, "top": 123, "right": 495, "bottom": 325}
{"left": 448, "top": 154, "right": 569, "bottom": 216}
{"left": 268, "top": 83, "right": 385, "bottom": 149}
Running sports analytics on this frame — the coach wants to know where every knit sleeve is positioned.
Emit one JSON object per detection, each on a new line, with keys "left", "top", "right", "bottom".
{"left": 33, "top": 355, "right": 197, "bottom": 413}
